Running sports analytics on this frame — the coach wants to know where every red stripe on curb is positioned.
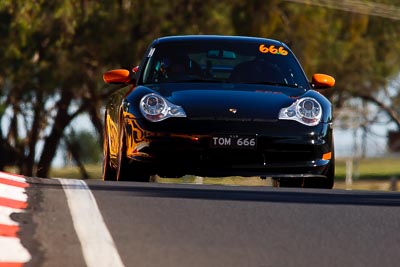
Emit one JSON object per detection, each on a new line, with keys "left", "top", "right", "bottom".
{"left": 0, "top": 224, "right": 20, "bottom": 237}
{"left": 0, "top": 172, "right": 29, "bottom": 266}
{"left": 0, "top": 263, "right": 24, "bottom": 267}
{"left": 0, "top": 178, "right": 28, "bottom": 188}
{"left": 0, "top": 197, "right": 27, "bottom": 209}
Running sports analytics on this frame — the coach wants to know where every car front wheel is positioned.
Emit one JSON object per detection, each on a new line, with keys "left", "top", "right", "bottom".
{"left": 272, "top": 178, "right": 304, "bottom": 188}
{"left": 116, "top": 117, "right": 149, "bottom": 182}
{"left": 303, "top": 160, "right": 335, "bottom": 189}
{"left": 102, "top": 122, "right": 116, "bottom": 181}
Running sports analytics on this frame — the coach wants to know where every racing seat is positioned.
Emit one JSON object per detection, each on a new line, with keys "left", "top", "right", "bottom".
{"left": 163, "top": 55, "right": 203, "bottom": 81}
{"left": 229, "top": 60, "right": 285, "bottom": 84}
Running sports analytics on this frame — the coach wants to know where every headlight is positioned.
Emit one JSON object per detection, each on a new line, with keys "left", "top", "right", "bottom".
{"left": 139, "top": 93, "right": 186, "bottom": 122}
{"left": 279, "top": 97, "right": 322, "bottom": 126}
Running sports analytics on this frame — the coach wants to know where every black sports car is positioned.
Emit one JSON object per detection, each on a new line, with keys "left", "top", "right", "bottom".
{"left": 102, "top": 35, "right": 335, "bottom": 188}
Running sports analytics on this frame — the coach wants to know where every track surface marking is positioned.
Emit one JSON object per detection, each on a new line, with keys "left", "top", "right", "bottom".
{"left": 58, "top": 178, "right": 125, "bottom": 267}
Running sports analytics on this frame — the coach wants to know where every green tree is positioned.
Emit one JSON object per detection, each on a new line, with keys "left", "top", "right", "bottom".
{"left": 1, "top": 0, "right": 400, "bottom": 177}
{"left": 230, "top": 0, "right": 400, "bottom": 128}
{"left": 0, "top": 0, "right": 234, "bottom": 177}
{"left": 64, "top": 130, "right": 102, "bottom": 165}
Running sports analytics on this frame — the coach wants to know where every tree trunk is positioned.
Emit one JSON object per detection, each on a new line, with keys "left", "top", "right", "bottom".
{"left": 357, "top": 93, "right": 400, "bottom": 130}
{"left": 36, "top": 90, "right": 74, "bottom": 178}
{"left": 22, "top": 91, "right": 44, "bottom": 176}
{"left": 0, "top": 139, "right": 19, "bottom": 171}
{"left": 64, "top": 137, "right": 90, "bottom": 179}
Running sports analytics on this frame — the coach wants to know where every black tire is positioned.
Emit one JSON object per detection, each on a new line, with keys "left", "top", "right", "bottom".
{"left": 116, "top": 115, "right": 149, "bottom": 182}
{"left": 304, "top": 160, "right": 335, "bottom": 189}
{"left": 130, "top": 163, "right": 151, "bottom": 182}
{"left": 273, "top": 177, "right": 304, "bottom": 188}
{"left": 116, "top": 122, "right": 131, "bottom": 181}
{"left": 102, "top": 121, "right": 117, "bottom": 181}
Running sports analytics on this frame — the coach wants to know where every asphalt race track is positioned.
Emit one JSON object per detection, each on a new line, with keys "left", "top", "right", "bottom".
{"left": 10, "top": 177, "right": 400, "bottom": 267}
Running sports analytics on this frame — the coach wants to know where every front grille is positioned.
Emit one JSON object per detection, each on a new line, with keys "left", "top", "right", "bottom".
{"left": 146, "top": 135, "right": 321, "bottom": 165}
{"left": 202, "top": 145, "right": 316, "bottom": 166}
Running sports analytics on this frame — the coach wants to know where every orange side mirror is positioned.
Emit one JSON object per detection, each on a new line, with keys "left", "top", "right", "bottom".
{"left": 103, "top": 69, "right": 131, "bottom": 84}
{"left": 312, "top": 74, "right": 335, "bottom": 89}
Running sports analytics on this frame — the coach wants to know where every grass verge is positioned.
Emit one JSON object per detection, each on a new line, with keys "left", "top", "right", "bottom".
{"left": 46, "top": 157, "right": 400, "bottom": 191}
{"left": 335, "top": 157, "right": 400, "bottom": 180}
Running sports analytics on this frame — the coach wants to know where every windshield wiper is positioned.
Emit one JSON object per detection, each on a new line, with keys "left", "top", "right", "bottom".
{"left": 173, "top": 79, "right": 224, "bottom": 83}
{"left": 246, "top": 81, "right": 300, "bottom": 88}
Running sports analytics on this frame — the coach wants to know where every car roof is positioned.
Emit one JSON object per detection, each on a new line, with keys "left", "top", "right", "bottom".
{"left": 151, "top": 35, "right": 286, "bottom": 47}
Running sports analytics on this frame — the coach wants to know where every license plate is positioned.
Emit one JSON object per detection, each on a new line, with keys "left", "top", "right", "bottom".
{"left": 211, "top": 135, "right": 257, "bottom": 149}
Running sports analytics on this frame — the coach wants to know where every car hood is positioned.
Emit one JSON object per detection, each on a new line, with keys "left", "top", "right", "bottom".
{"left": 144, "top": 83, "right": 307, "bottom": 121}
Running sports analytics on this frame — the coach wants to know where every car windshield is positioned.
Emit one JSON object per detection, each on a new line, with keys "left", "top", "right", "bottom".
{"left": 140, "top": 40, "right": 310, "bottom": 89}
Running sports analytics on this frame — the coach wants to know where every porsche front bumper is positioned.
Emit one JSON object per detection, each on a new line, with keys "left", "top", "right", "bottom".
{"left": 123, "top": 117, "right": 334, "bottom": 178}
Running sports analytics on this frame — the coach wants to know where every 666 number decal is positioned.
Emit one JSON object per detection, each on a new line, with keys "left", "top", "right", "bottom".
{"left": 211, "top": 135, "right": 257, "bottom": 149}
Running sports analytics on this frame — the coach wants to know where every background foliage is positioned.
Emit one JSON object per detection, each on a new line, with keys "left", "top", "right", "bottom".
{"left": 1, "top": 0, "right": 400, "bottom": 177}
